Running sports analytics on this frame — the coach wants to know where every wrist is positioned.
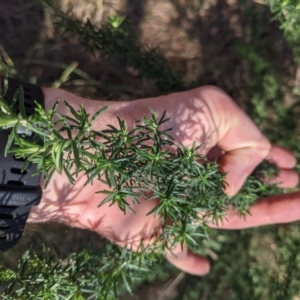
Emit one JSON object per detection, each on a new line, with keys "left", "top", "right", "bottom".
{"left": 0, "top": 76, "right": 43, "bottom": 251}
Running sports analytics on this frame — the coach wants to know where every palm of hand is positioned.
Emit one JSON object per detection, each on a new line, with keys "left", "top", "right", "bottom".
{"left": 37, "top": 87, "right": 299, "bottom": 275}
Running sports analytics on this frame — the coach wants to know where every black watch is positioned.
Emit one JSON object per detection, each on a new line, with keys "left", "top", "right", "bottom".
{"left": 0, "top": 76, "right": 44, "bottom": 252}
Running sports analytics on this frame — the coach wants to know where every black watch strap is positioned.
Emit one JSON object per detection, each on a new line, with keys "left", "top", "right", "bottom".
{"left": 0, "top": 76, "right": 44, "bottom": 252}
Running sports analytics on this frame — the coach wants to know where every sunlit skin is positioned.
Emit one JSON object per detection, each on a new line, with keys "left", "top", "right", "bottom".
{"left": 28, "top": 86, "right": 299, "bottom": 276}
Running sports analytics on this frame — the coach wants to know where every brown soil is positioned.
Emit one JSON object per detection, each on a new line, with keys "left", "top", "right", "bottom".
{"left": 1, "top": 0, "right": 295, "bottom": 101}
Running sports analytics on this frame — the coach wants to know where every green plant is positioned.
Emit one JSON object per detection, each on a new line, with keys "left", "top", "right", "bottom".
{"left": 268, "top": 0, "right": 300, "bottom": 62}
{"left": 0, "top": 77, "right": 282, "bottom": 298}
{"left": 1, "top": 0, "right": 300, "bottom": 299}
{"left": 237, "top": 0, "right": 300, "bottom": 157}
{"left": 0, "top": 244, "right": 171, "bottom": 300}
{"left": 38, "top": 0, "right": 186, "bottom": 94}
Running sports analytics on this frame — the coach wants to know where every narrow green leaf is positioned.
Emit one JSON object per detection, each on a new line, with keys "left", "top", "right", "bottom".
{"left": 64, "top": 101, "right": 79, "bottom": 119}
{"left": 72, "top": 140, "right": 80, "bottom": 170}
{"left": 1, "top": 77, "right": 9, "bottom": 97}
{"left": 90, "top": 105, "right": 108, "bottom": 123}
{"left": 4, "top": 130, "right": 15, "bottom": 157}
{"left": 17, "top": 87, "right": 27, "bottom": 119}
{"left": 121, "top": 272, "right": 132, "bottom": 295}
{"left": 63, "top": 165, "right": 75, "bottom": 184}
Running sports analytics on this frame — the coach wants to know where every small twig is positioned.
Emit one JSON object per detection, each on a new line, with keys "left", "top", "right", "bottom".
{"left": 0, "top": 45, "right": 18, "bottom": 76}
{"left": 52, "top": 61, "right": 79, "bottom": 88}
{"left": 26, "top": 59, "right": 95, "bottom": 81}
{"left": 158, "top": 271, "right": 185, "bottom": 300}
{"left": 200, "top": 287, "right": 210, "bottom": 300}
{"left": 0, "top": 45, "right": 15, "bottom": 67}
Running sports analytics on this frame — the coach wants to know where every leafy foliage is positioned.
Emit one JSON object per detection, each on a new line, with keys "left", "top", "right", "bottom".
{"left": 0, "top": 82, "right": 281, "bottom": 298}
{"left": 38, "top": 0, "right": 186, "bottom": 93}
{"left": 268, "top": 0, "right": 300, "bottom": 62}
{"left": 0, "top": 245, "right": 165, "bottom": 300}
{"left": 1, "top": 0, "right": 300, "bottom": 299}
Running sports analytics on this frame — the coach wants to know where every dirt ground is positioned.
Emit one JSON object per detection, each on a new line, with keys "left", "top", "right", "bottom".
{"left": 0, "top": 0, "right": 297, "bottom": 299}
{"left": 0, "top": 0, "right": 295, "bottom": 100}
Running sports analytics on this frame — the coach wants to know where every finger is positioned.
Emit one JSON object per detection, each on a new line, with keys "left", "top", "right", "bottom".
{"left": 266, "top": 168, "right": 299, "bottom": 188}
{"left": 210, "top": 191, "right": 300, "bottom": 229}
{"left": 165, "top": 244, "right": 210, "bottom": 276}
{"left": 267, "top": 144, "right": 297, "bottom": 168}
{"left": 199, "top": 87, "right": 271, "bottom": 196}
{"left": 258, "top": 144, "right": 298, "bottom": 187}
{"left": 219, "top": 145, "right": 270, "bottom": 196}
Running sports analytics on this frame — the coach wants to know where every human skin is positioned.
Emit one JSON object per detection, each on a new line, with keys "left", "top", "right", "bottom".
{"left": 28, "top": 86, "right": 299, "bottom": 275}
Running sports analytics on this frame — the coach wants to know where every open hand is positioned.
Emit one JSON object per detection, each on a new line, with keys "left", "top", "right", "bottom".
{"left": 29, "top": 86, "right": 299, "bottom": 275}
